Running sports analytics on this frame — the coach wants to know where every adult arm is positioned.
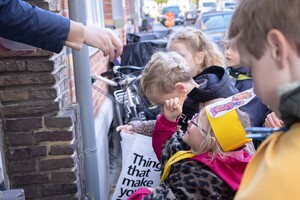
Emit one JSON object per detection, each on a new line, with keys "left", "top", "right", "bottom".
{"left": 0, "top": 0, "right": 123, "bottom": 60}
{"left": 0, "top": 0, "right": 70, "bottom": 53}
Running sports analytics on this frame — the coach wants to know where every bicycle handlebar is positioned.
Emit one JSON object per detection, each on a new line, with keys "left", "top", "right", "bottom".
{"left": 91, "top": 74, "right": 118, "bottom": 87}
{"left": 91, "top": 73, "right": 141, "bottom": 87}
{"left": 101, "top": 65, "right": 144, "bottom": 77}
{"left": 114, "top": 65, "right": 144, "bottom": 71}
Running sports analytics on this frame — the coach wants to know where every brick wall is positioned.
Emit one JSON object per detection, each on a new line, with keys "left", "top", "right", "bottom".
{"left": 125, "top": 0, "right": 130, "bottom": 17}
{"left": 103, "top": 0, "right": 127, "bottom": 44}
{"left": 0, "top": 48, "right": 85, "bottom": 199}
{"left": 103, "top": 0, "right": 113, "bottom": 25}
{"left": 0, "top": 1, "right": 128, "bottom": 199}
{"left": 0, "top": 0, "right": 86, "bottom": 199}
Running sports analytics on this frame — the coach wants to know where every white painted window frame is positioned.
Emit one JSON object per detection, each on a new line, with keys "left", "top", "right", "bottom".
{"left": 85, "top": 0, "right": 105, "bottom": 55}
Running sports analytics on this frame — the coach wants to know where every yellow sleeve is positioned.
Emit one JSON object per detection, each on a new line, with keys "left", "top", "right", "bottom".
{"left": 235, "top": 124, "right": 300, "bottom": 200}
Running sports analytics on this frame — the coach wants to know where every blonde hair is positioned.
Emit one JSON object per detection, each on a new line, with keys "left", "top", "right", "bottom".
{"left": 167, "top": 27, "right": 225, "bottom": 71}
{"left": 228, "top": 0, "right": 300, "bottom": 59}
{"left": 193, "top": 108, "right": 250, "bottom": 160}
{"left": 140, "top": 51, "right": 192, "bottom": 99}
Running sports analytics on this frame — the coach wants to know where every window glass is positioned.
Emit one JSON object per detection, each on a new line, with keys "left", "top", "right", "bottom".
{"left": 162, "top": 6, "right": 180, "bottom": 14}
{"left": 85, "top": 0, "right": 105, "bottom": 54}
{"left": 86, "top": 0, "right": 104, "bottom": 26}
{"left": 203, "top": 15, "right": 225, "bottom": 30}
{"left": 223, "top": 14, "right": 232, "bottom": 26}
{"left": 225, "top": 2, "right": 236, "bottom": 7}
{"left": 203, "top": 2, "right": 217, "bottom": 7}
{"left": 201, "top": 13, "right": 233, "bottom": 30}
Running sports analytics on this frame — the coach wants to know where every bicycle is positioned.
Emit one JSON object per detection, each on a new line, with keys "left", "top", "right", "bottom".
{"left": 91, "top": 65, "right": 158, "bottom": 126}
{"left": 91, "top": 65, "right": 160, "bottom": 188}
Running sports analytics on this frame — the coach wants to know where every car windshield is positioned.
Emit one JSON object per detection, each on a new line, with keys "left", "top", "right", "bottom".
{"left": 201, "top": 13, "right": 232, "bottom": 30}
{"left": 162, "top": 7, "right": 180, "bottom": 14}
{"left": 203, "top": 2, "right": 217, "bottom": 7}
{"left": 224, "top": 2, "right": 236, "bottom": 7}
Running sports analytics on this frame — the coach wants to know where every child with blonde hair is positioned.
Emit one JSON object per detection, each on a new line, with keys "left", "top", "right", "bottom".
{"left": 128, "top": 51, "right": 253, "bottom": 200}
{"left": 167, "top": 27, "right": 224, "bottom": 76}
{"left": 227, "top": 0, "right": 300, "bottom": 198}
{"left": 117, "top": 27, "right": 227, "bottom": 134}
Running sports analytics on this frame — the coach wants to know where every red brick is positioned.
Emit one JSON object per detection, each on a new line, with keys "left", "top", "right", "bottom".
{"left": 39, "top": 157, "right": 75, "bottom": 170}
{"left": 35, "top": 130, "right": 74, "bottom": 143}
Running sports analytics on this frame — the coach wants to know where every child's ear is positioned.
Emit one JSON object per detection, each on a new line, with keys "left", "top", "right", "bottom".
{"left": 267, "top": 29, "right": 289, "bottom": 69}
{"left": 175, "top": 82, "right": 185, "bottom": 93}
{"left": 209, "top": 137, "right": 216, "bottom": 149}
{"left": 194, "top": 51, "right": 205, "bottom": 65}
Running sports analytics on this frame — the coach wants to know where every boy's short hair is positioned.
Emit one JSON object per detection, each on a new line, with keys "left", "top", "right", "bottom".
{"left": 140, "top": 51, "right": 192, "bottom": 99}
{"left": 228, "top": 0, "right": 300, "bottom": 59}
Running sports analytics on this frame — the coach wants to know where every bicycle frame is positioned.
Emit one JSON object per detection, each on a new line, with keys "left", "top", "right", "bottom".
{"left": 92, "top": 65, "right": 146, "bottom": 126}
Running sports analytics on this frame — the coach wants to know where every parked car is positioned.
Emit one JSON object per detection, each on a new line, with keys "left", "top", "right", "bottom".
{"left": 158, "top": 5, "right": 185, "bottom": 26}
{"left": 194, "top": 11, "right": 233, "bottom": 50}
{"left": 199, "top": 0, "right": 217, "bottom": 13}
{"left": 217, "top": 1, "right": 237, "bottom": 11}
{"left": 184, "top": 10, "right": 200, "bottom": 26}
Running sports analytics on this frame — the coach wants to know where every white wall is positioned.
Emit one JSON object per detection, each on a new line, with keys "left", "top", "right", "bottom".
{"left": 94, "top": 98, "right": 114, "bottom": 200}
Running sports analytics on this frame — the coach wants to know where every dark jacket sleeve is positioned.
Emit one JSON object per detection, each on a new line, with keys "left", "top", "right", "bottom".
{"left": 0, "top": 0, "right": 70, "bottom": 53}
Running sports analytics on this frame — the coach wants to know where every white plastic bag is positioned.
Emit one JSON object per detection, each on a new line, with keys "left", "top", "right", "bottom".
{"left": 112, "top": 132, "right": 161, "bottom": 200}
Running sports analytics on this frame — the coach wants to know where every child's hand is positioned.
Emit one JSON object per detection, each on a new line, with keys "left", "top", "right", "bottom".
{"left": 116, "top": 124, "right": 134, "bottom": 133}
{"left": 146, "top": 187, "right": 155, "bottom": 193}
{"left": 163, "top": 90, "right": 187, "bottom": 122}
{"left": 264, "top": 112, "right": 284, "bottom": 128}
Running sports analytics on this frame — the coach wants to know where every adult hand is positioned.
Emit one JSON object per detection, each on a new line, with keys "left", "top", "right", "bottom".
{"left": 264, "top": 112, "right": 284, "bottom": 128}
{"left": 116, "top": 124, "right": 134, "bottom": 133}
{"left": 83, "top": 26, "right": 123, "bottom": 62}
{"left": 163, "top": 90, "right": 187, "bottom": 122}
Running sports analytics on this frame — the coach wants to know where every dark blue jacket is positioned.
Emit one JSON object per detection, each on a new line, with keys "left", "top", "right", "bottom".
{"left": 0, "top": 0, "right": 70, "bottom": 53}
{"left": 179, "top": 66, "right": 239, "bottom": 131}
{"left": 227, "top": 66, "right": 269, "bottom": 127}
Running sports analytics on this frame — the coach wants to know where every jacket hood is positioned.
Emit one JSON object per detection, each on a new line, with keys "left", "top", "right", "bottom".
{"left": 280, "top": 85, "right": 300, "bottom": 128}
{"left": 188, "top": 66, "right": 239, "bottom": 102}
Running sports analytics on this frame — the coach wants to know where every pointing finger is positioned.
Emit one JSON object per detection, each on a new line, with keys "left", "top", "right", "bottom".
{"left": 179, "top": 89, "right": 187, "bottom": 104}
